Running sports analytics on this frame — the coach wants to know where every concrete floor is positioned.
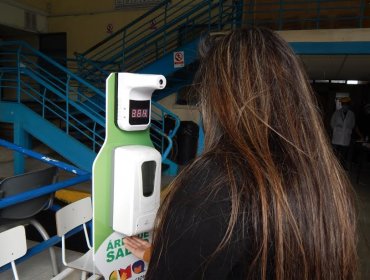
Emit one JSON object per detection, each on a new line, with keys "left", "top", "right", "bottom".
{"left": 1, "top": 144, "right": 370, "bottom": 279}
{"left": 0, "top": 241, "right": 84, "bottom": 280}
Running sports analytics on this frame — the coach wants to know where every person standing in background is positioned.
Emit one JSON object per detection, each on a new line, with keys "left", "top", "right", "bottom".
{"left": 330, "top": 96, "right": 356, "bottom": 169}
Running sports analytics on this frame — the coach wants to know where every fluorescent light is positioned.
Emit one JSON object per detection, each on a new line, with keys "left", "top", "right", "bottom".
{"left": 347, "top": 80, "right": 358, "bottom": 84}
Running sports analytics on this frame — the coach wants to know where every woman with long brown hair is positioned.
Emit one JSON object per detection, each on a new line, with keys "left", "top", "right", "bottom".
{"left": 124, "top": 28, "right": 357, "bottom": 279}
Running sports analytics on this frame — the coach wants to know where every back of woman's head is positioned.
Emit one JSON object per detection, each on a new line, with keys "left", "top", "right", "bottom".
{"left": 195, "top": 28, "right": 357, "bottom": 279}
{"left": 197, "top": 28, "right": 322, "bottom": 154}
{"left": 151, "top": 28, "right": 357, "bottom": 280}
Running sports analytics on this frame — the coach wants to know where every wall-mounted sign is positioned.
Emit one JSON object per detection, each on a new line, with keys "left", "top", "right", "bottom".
{"left": 115, "top": 0, "right": 162, "bottom": 9}
{"left": 174, "top": 51, "right": 185, "bottom": 68}
{"left": 107, "top": 23, "right": 114, "bottom": 34}
{"left": 150, "top": 19, "right": 157, "bottom": 30}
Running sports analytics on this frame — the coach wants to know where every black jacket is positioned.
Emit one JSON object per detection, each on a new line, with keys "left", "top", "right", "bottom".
{"left": 147, "top": 162, "right": 248, "bottom": 279}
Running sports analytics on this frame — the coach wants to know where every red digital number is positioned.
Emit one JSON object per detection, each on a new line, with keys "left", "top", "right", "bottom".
{"left": 137, "top": 109, "right": 142, "bottom": 118}
{"left": 132, "top": 109, "right": 136, "bottom": 118}
{"left": 142, "top": 109, "right": 148, "bottom": 118}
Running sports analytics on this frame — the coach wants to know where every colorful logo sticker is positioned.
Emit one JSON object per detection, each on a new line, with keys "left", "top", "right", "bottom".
{"left": 95, "top": 231, "right": 151, "bottom": 279}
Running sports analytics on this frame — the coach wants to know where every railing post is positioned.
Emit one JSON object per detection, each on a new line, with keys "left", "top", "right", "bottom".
{"left": 75, "top": 53, "right": 83, "bottom": 78}
{"left": 75, "top": 54, "right": 83, "bottom": 103}
{"left": 316, "top": 0, "right": 321, "bottom": 29}
{"left": 0, "top": 72, "right": 3, "bottom": 100}
{"left": 163, "top": 2, "right": 168, "bottom": 56}
{"left": 359, "top": 0, "right": 365, "bottom": 28}
{"left": 42, "top": 87, "right": 47, "bottom": 118}
{"left": 233, "top": 0, "right": 244, "bottom": 28}
{"left": 141, "top": 42, "right": 146, "bottom": 68}
{"left": 122, "top": 29, "right": 126, "bottom": 71}
{"left": 218, "top": 0, "right": 223, "bottom": 30}
{"left": 248, "top": 0, "right": 255, "bottom": 27}
{"left": 156, "top": 41, "right": 159, "bottom": 60}
{"left": 13, "top": 122, "right": 31, "bottom": 175}
{"left": 161, "top": 112, "right": 165, "bottom": 155}
{"left": 16, "top": 45, "right": 22, "bottom": 103}
{"left": 66, "top": 74, "right": 71, "bottom": 134}
{"left": 278, "top": 0, "right": 283, "bottom": 30}
{"left": 208, "top": 0, "right": 212, "bottom": 31}
{"left": 92, "top": 122, "right": 97, "bottom": 153}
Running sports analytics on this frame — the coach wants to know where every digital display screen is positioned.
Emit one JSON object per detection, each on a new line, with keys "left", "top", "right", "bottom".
{"left": 129, "top": 100, "right": 150, "bottom": 125}
{"left": 131, "top": 109, "right": 148, "bottom": 118}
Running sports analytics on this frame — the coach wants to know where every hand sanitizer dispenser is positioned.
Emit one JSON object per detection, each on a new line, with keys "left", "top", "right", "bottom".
{"left": 112, "top": 72, "right": 165, "bottom": 236}
{"left": 113, "top": 145, "right": 161, "bottom": 236}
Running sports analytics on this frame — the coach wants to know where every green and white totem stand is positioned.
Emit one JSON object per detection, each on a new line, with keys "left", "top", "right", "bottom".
{"left": 93, "top": 73, "right": 165, "bottom": 279}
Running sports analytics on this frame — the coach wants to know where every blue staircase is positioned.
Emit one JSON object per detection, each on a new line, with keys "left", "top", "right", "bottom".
{"left": 1, "top": 0, "right": 367, "bottom": 173}
{"left": 75, "top": 0, "right": 368, "bottom": 91}
{"left": 72, "top": 0, "right": 242, "bottom": 171}
{"left": 75, "top": 0, "right": 241, "bottom": 91}
{"left": 0, "top": 41, "right": 180, "bottom": 172}
{"left": 0, "top": 102, "right": 95, "bottom": 170}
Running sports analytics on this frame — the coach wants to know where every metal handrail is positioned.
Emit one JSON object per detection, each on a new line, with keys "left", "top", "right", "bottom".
{"left": 0, "top": 138, "right": 91, "bottom": 272}
{"left": 80, "top": 0, "right": 171, "bottom": 57}
{"left": 123, "top": 3, "right": 235, "bottom": 72}
{"left": 152, "top": 101, "right": 181, "bottom": 139}
{"left": 0, "top": 41, "right": 106, "bottom": 153}
{"left": 0, "top": 41, "right": 179, "bottom": 162}
{"left": 151, "top": 125, "right": 174, "bottom": 161}
{"left": 77, "top": 0, "right": 370, "bottom": 78}
{"left": 73, "top": 0, "right": 369, "bottom": 163}
{"left": 151, "top": 100, "right": 181, "bottom": 159}
{"left": 76, "top": 0, "right": 232, "bottom": 77}
{"left": 1, "top": 41, "right": 104, "bottom": 97}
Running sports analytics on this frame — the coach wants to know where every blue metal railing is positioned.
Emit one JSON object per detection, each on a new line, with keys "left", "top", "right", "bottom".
{"left": 0, "top": 138, "right": 91, "bottom": 272}
{"left": 75, "top": 0, "right": 238, "bottom": 85}
{"left": 75, "top": 0, "right": 172, "bottom": 82}
{"left": 0, "top": 41, "right": 179, "bottom": 164}
{"left": 4, "top": 0, "right": 362, "bottom": 172}
{"left": 76, "top": 0, "right": 369, "bottom": 86}
{"left": 151, "top": 101, "right": 181, "bottom": 160}
{"left": 72, "top": 0, "right": 370, "bottom": 171}
{"left": 0, "top": 41, "right": 105, "bottom": 153}
{"left": 0, "top": 138, "right": 90, "bottom": 209}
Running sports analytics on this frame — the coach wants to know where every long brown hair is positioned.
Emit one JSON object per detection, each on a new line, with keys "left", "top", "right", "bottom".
{"left": 148, "top": 28, "right": 357, "bottom": 279}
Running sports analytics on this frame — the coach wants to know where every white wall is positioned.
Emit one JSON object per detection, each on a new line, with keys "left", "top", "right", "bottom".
{"left": 279, "top": 28, "right": 370, "bottom": 42}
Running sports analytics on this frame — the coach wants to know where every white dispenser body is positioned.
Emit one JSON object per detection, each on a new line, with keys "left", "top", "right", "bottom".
{"left": 116, "top": 72, "right": 166, "bottom": 131}
{"left": 112, "top": 145, "right": 161, "bottom": 236}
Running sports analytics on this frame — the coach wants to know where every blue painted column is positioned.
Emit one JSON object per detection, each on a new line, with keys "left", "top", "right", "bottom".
{"left": 13, "top": 121, "right": 31, "bottom": 175}
{"left": 197, "top": 115, "right": 204, "bottom": 156}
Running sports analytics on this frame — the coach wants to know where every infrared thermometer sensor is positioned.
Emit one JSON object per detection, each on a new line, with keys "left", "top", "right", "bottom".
{"left": 112, "top": 145, "right": 161, "bottom": 236}
{"left": 116, "top": 72, "right": 166, "bottom": 131}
